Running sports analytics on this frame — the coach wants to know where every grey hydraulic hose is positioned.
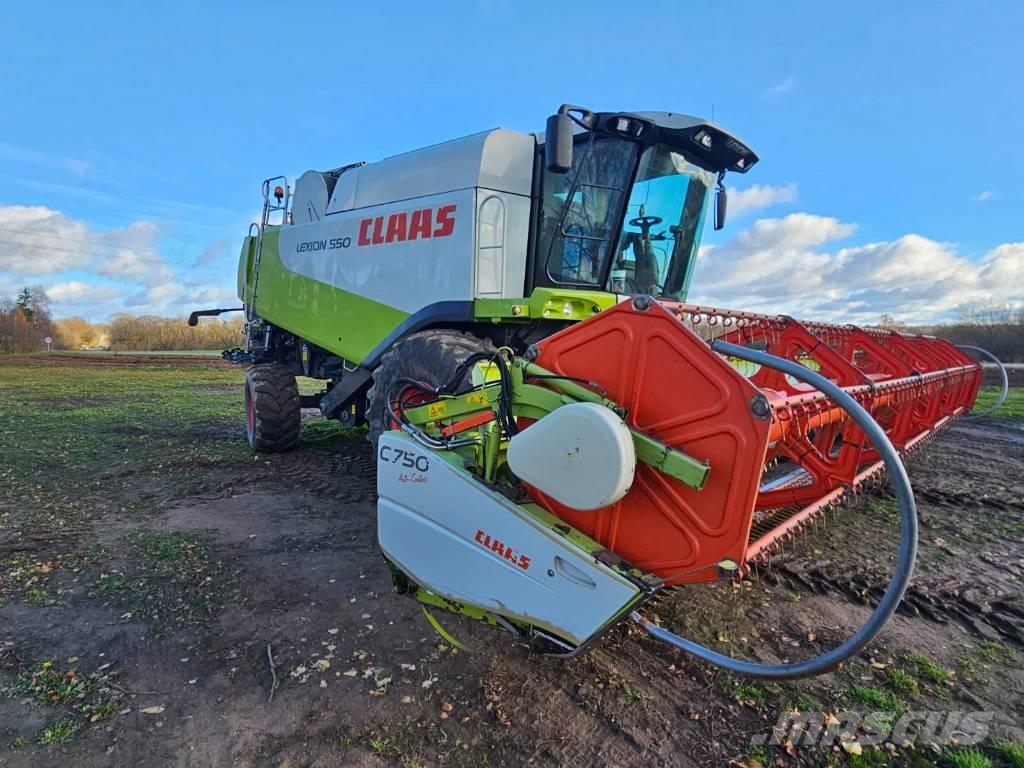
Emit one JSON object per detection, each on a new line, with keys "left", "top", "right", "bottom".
{"left": 956, "top": 344, "right": 1009, "bottom": 417}
{"left": 630, "top": 339, "right": 918, "bottom": 679}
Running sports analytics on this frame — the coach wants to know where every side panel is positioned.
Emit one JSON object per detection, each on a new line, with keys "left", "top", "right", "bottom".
{"left": 279, "top": 189, "right": 477, "bottom": 315}
{"left": 376, "top": 433, "right": 640, "bottom": 647}
{"left": 236, "top": 236, "right": 256, "bottom": 305}
{"left": 252, "top": 228, "right": 409, "bottom": 364}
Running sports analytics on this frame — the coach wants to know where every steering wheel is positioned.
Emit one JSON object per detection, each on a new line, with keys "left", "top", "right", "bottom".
{"left": 629, "top": 215, "right": 663, "bottom": 231}
{"left": 616, "top": 274, "right": 667, "bottom": 296}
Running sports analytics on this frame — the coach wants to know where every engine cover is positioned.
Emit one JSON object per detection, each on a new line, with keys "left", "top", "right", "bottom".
{"left": 376, "top": 432, "right": 644, "bottom": 648}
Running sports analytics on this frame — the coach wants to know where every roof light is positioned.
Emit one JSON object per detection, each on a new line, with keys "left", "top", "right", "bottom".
{"left": 735, "top": 157, "right": 747, "bottom": 170}
{"left": 693, "top": 130, "right": 713, "bottom": 149}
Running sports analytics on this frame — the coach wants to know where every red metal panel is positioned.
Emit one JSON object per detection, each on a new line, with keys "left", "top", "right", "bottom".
{"left": 531, "top": 301, "right": 771, "bottom": 584}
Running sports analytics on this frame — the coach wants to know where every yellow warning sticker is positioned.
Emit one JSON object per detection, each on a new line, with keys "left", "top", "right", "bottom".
{"left": 427, "top": 402, "right": 448, "bottom": 419}
{"left": 465, "top": 392, "right": 489, "bottom": 407}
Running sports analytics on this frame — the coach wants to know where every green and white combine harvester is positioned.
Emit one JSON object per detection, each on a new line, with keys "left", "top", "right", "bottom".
{"left": 192, "top": 105, "right": 995, "bottom": 678}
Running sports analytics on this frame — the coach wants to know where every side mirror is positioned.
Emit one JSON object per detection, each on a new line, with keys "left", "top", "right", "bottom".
{"left": 544, "top": 104, "right": 596, "bottom": 174}
{"left": 714, "top": 180, "right": 728, "bottom": 231}
{"left": 545, "top": 112, "right": 573, "bottom": 174}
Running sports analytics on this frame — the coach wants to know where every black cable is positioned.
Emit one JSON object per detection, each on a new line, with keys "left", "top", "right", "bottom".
{"left": 631, "top": 339, "right": 919, "bottom": 680}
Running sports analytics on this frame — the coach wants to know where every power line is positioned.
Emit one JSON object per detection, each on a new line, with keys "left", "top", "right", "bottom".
{"left": 0, "top": 239, "right": 172, "bottom": 266}
{"left": 0, "top": 225, "right": 155, "bottom": 252}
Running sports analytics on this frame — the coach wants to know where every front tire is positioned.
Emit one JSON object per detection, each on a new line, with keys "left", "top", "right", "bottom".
{"left": 365, "top": 330, "right": 494, "bottom": 446}
{"left": 244, "top": 363, "right": 301, "bottom": 452}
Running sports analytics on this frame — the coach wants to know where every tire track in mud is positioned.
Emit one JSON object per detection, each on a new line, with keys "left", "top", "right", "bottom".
{"left": 770, "top": 561, "right": 1024, "bottom": 645}
{"left": 753, "top": 411, "right": 1024, "bottom": 648}
{"left": 764, "top": 475, "right": 1024, "bottom": 646}
{"left": 257, "top": 437, "right": 378, "bottom": 504}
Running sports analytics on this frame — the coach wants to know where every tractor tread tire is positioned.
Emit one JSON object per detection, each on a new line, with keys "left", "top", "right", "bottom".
{"left": 366, "top": 330, "right": 495, "bottom": 447}
{"left": 245, "top": 363, "right": 301, "bottom": 453}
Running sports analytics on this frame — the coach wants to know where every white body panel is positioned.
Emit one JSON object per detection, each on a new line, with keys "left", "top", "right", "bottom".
{"left": 326, "top": 129, "right": 534, "bottom": 214}
{"left": 292, "top": 170, "right": 336, "bottom": 225}
{"left": 506, "top": 402, "right": 636, "bottom": 510}
{"left": 376, "top": 433, "right": 640, "bottom": 647}
{"left": 280, "top": 189, "right": 474, "bottom": 313}
{"left": 279, "top": 187, "right": 530, "bottom": 311}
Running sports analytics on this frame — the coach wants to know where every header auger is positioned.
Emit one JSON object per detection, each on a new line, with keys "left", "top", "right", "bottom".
{"left": 193, "top": 103, "right": 1002, "bottom": 677}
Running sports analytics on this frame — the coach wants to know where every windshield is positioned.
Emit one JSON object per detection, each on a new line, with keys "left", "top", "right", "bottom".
{"left": 607, "top": 144, "right": 714, "bottom": 301}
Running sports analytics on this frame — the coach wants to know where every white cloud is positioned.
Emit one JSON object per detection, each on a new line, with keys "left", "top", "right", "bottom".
{"left": 691, "top": 215, "right": 1024, "bottom": 323}
{"left": 46, "top": 281, "right": 124, "bottom": 304}
{"left": 764, "top": 77, "right": 796, "bottom": 98}
{"left": 195, "top": 239, "right": 229, "bottom": 266}
{"left": 729, "top": 183, "right": 798, "bottom": 217}
{"left": 0, "top": 204, "right": 222, "bottom": 320}
{"left": 0, "top": 206, "right": 168, "bottom": 282}
{"left": 971, "top": 190, "right": 994, "bottom": 202}
{"left": 186, "top": 286, "right": 237, "bottom": 305}
{"left": 978, "top": 242, "right": 1024, "bottom": 288}
{"left": 124, "top": 282, "right": 185, "bottom": 308}
{"left": 96, "top": 248, "right": 175, "bottom": 287}
{"left": 0, "top": 205, "right": 95, "bottom": 273}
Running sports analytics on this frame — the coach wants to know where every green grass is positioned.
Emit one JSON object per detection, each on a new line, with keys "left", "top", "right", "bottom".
{"left": 995, "top": 742, "right": 1024, "bottom": 768}
{"left": 944, "top": 748, "right": 992, "bottom": 768}
{"left": 91, "top": 571, "right": 127, "bottom": 597}
{"left": 369, "top": 736, "right": 394, "bottom": 755}
{"left": 886, "top": 667, "right": 920, "bottom": 698}
{"left": 98, "top": 530, "right": 237, "bottom": 628}
{"left": 848, "top": 685, "right": 904, "bottom": 711}
{"left": 906, "top": 651, "right": 954, "bottom": 685}
{"left": 849, "top": 749, "right": 891, "bottom": 768}
{"left": 745, "top": 745, "right": 769, "bottom": 764}
{"left": 2, "top": 659, "right": 123, "bottom": 739}
{"left": 973, "top": 385, "right": 1024, "bottom": 419}
{"left": 4, "top": 660, "right": 111, "bottom": 707}
{"left": 0, "top": 359, "right": 251, "bottom": 532}
{"left": 39, "top": 718, "right": 80, "bottom": 745}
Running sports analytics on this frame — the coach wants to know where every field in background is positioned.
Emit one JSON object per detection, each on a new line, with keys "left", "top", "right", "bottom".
{"left": 0, "top": 353, "right": 1022, "bottom": 767}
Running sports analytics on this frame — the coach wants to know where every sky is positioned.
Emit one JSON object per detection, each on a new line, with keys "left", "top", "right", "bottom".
{"left": 1, "top": 1, "right": 1022, "bottom": 325}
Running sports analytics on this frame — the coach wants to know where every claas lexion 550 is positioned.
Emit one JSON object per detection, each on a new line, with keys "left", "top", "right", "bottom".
{"left": 192, "top": 105, "right": 1003, "bottom": 678}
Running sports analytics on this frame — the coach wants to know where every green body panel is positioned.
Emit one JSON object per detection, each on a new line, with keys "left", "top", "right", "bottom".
{"left": 240, "top": 228, "right": 409, "bottom": 364}
{"left": 473, "top": 288, "right": 618, "bottom": 323}
{"left": 238, "top": 227, "right": 623, "bottom": 365}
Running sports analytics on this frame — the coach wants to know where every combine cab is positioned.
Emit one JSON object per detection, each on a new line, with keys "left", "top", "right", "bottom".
{"left": 193, "top": 104, "right": 1000, "bottom": 677}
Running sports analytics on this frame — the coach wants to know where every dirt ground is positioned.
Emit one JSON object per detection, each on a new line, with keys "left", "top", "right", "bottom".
{"left": 0, "top": 354, "right": 1022, "bottom": 768}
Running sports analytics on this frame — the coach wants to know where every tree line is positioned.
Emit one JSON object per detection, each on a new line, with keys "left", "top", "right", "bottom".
{"left": 106, "top": 314, "right": 243, "bottom": 351}
{"left": 1, "top": 287, "right": 242, "bottom": 352}
{"left": 0, "top": 286, "right": 56, "bottom": 353}
{"left": 880, "top": 301, "right": 1024, "bottom": 363}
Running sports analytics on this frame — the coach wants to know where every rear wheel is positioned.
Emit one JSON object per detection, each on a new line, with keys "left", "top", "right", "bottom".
{"left": 365, "top": 330, "right": 494, "bottom": 446}
{"left": 244, "top": 363, "right": 301, "bottom": 452}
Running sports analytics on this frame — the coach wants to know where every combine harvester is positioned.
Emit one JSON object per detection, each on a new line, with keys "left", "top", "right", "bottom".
{"left": 192, "top": 105, "right": 1003, "bottom": 678}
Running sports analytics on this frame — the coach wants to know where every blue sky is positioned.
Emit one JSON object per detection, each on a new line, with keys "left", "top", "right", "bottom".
{"left": 1, "top": 1, "right": 1022, "bottom": 323}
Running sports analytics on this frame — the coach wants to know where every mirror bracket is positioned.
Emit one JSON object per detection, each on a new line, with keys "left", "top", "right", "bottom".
{"left": 714, "top": 170, "right": 728, "bottom": 231}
